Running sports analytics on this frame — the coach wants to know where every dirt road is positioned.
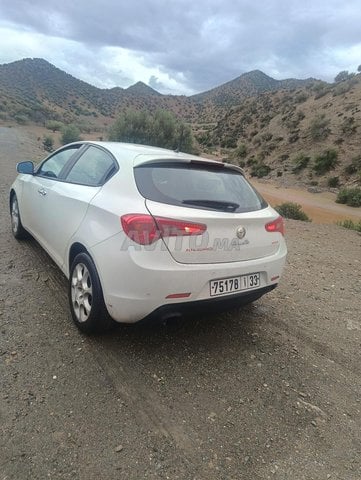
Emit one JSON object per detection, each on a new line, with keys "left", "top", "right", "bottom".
{"left": 1, "top": 127, "right": 361, "bottom": 479}
{"left": 252, "top": 180, "right": 361, "bottom": 224}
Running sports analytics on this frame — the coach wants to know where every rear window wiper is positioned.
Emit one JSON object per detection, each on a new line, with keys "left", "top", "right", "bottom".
{"left": 182, "top": 199, "right": 240, "bottom": 211}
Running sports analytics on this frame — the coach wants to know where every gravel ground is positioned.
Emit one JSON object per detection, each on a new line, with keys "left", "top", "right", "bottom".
{"left": 1, "top": 127, "right": 361, "bottom": 480}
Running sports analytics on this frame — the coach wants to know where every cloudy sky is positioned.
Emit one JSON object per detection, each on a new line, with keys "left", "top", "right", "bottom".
{"left": 0, "top": 0, "right": 360, "bottom": 95}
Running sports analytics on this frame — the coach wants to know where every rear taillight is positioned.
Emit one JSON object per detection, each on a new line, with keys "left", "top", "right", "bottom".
{"left": 121, "top": 214, "right": 207, "bottom": 245}
{"left": 265, "top": 216, "right": 285, "bottom": 236}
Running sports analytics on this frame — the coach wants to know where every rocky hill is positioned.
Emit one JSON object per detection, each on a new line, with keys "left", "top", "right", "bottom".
{"left": 1, "top": 58, "right": 360, "bottom": 191}
{"left": 0, "top": 58, "right": 313, "bottom": 126}
{"left": 192, "top": 70, "right": 314, "bottom": 106}
{"left": 205, "top": 75, "right": 361, "bottom": 190}
{"left": 0, "top": 58, "right": 197, "bottom": 125}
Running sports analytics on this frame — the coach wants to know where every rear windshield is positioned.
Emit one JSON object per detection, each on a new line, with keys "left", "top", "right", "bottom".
{"left": 134, "top": 162, "right": 267, "bottom": 213}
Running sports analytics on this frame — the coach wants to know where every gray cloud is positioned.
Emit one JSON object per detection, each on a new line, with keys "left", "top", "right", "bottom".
{"left": 0, "top": 0, "right": 361, "bottom": 93}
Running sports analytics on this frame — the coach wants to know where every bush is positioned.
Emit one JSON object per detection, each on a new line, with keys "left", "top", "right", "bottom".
{"left": 345, "top": 163, "right": 358, "bottom": 175}
{"left": 14, "top": 114, "right": 28, "bottom": 125}
{"left": 328, "top": 176, "right": 340, "bottom": 188}
{"left": 313, "top": 149, "right": 338, "bottom": 175}
{"left": 250, "top": 163, "right": 271, "bottom": 178}
{"left": 337, "top": 219, "right": 361, "bottom": 233}
{"left": 221, "top": 137, "right": 237, "bottom": 148}
{"left": 344, "top": 155, "right": 361, "bottom": 175}
{"left": 334, "top": 70, "right": 354, "bottom": 82}
{"left": 336, "top": 187, "right": 361, "bottom": 207}
{"left": 61, "top": 124, "right": 81, "bottom": 145}
{"left": 108, "top": 109, "right": 195, "bottom": 153}
{"left": 46, "top": 120, "right": 64, "bottom": 132}
{"left": 295, "top": 92, "right": 308, "bottom": 103}
{"left": 341, "top": 117, "right": 357, "bottom": 136}
{"left": 275, "top": 202, "right": 311, "bottom": 221}
{"left": 42, "top": 135, "right": 54, "bottom": 152}
{"left": 234, "top": 143, "right": 247, "bottom": 158}
{"left": 309, "top": 114, "right": 330, "bottom": 140}
{"left": 292, "top": 153, "right": 310, "bottom": 173}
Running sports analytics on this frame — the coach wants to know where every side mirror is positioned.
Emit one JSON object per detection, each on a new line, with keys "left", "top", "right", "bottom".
{"left": 17, "top": 161, "right": 34, "bottom": 175}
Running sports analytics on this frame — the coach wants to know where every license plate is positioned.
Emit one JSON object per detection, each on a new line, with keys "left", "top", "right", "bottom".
{"left": 210, "top": 273, "right": 260, "bottom": 297}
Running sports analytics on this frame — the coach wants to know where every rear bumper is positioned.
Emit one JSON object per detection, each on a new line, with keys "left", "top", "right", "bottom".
{"left": 90, "top": 232, "right": 287, "bottom": 324}
{"left": 139, "top": 284, "right": 276, "bottom": 325}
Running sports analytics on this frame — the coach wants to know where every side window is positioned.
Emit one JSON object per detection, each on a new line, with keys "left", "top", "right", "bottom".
{"left": 38, "top": 147, "right": 80, "bottom": 178}
{"left": 65, "top": 146, "right": 116, "bottom": 186}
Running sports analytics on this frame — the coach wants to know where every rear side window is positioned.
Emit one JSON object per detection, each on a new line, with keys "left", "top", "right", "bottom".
{"left": 65, "top": 146, "right": 117, "bottom": 186}
{"left": 134, "top": 162, "right": 267, "bottom": 213}
{"left": 37, "top": 146, "right": 80, "bottom": 178}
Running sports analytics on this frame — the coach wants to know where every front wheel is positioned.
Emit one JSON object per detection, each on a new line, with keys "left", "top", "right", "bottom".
{"left": 69, "top": 252, "right": 116, "bottom": 334}
{"left": 10, "top": 193, "right": 28, "bottom": 240}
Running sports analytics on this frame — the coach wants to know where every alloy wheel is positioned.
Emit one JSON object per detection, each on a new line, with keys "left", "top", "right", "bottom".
{"left": 71, "top": 263, "right": 93, "bottom": 323}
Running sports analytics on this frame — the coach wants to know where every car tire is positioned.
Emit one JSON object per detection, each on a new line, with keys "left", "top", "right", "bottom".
{"left": 69, "top": 252, "right": 116, "bottom": 334}
{"left": 10, "top": 193, "right": 28, "bottom": 240}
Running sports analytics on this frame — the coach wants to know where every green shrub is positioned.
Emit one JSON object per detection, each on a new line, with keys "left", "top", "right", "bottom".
{"left": 341, "top": 117, "right": 357, "bottom": 136}
{"left": 14, "top": 114, "right": 28, "bottom": 125}
{"left": 295, "top": 92, "right": 308, "bottom": 103}
{"left": 250, "top": 163, "right": 271, "bottom": 178}
{"left": 336, "top": 187, "right": 361, "bottom": 207}
{"left": 61, "top": 124, "right": 81, "bottom": 145}
{"left": 42, "top": 135, "right": 54, "bottom": 152}
{"left": 335, "top": 71, "right": 354, "bottom": 82}
{"left": 336, "top": 219, "right": 361, "bottom": 233}
{"left": 246, "top": 157, "right": 257, "bottom": 166}
{"left": 313, "top": 149, "right": 338, "bottom": 175}
{"left": 46, "top": 120, "right": 64, "bottom": 132}
{"left": 310, "top": 114, "right": 330, "bottom": 140}
{"left": 261, "top": 132, "right": 273, "bottom": 142}
{"left": 109, "top": 109, "right": 195, "bottom": 153}
{"left": 345, "top": 163, "right": 357, "bottom": 175}
{"left": 344, "top": 155, "right": 361, "bottom": 175}
{"left": 234, "top": 143, "right": 247, "bottom": 158}
{"left": 292, "top": 153, "right": 310, "bottom": 173}
{"left": 221, "top": 137, "right": 237, "bottom": 148}
{"left": 275, "top": 202, "right": 311, "bottom": 221}
{"left": 288, "top": 133, "right": 299, "bottom": 143}
{"left": 328, "top": 176, "right": 340, "bottom": 188}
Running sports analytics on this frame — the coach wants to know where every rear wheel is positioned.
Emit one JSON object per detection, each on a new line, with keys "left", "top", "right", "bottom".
{"left": 10, "top": 193, "right": 28, "bottom": 239}
{"left": 69, "top": 252, "right": 116, "bottom": 334}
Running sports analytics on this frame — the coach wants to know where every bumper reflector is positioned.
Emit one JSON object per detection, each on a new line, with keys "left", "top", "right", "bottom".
{"left": 165, "top": 293, "right": 191, "bottom": 299}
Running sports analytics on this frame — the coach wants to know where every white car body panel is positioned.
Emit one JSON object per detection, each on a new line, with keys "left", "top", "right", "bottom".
{"left": 18, "top": 174, "right": 101, "bottom": 270}
{"left": 89, "top": 231, "right": 286, "bottom": 322}
{"left": 11, "top": 141, "right": 287, "bottom": 324}
{"left": 145, "top": 199, "right": 281, "bottom": 264}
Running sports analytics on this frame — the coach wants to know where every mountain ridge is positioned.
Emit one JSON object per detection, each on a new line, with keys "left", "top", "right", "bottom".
{"left": 0, "top": 57, "right": 316, "bottom": 125}
{"left": 1, "top": 58, "right": 360, "bottom": 190}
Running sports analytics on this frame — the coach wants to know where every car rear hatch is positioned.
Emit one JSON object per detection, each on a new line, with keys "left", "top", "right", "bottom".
{"left": 133, "top": 159, "right": 282, "bottom": 264}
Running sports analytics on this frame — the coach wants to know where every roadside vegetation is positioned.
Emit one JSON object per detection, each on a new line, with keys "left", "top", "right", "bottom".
{"left": 336, "top": 219, "right": 361, "bottom": 232}
{"left": 108, "top": 109, "right": 195, "bottom": 153}
{"left": 336, "top": 187, "right": 361, "bottom": 207}
{"left": 275, "top": 202, "right": 311, "bottom": 221}
{"left": 61, "top": 124, "right": 82, "bottom": 145}
{"left": 42, "top": 135, "right": 54, "bottom": 152}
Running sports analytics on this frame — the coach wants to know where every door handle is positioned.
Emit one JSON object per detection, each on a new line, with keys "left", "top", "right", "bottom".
{"left": 38, "top": 188, "right": 47, "bottom": 196}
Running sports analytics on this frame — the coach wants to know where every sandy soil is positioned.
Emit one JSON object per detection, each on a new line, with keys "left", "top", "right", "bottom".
{"left": 1, "top": 127, "right": 361, "bottom": 479}
{"left": 252, "top": 180, "right": 361, "bottom": 224}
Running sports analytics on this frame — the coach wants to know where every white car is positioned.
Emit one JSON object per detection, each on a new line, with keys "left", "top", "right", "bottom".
{"left": 10, "top": 142, "right": 287, "bottom": 333}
